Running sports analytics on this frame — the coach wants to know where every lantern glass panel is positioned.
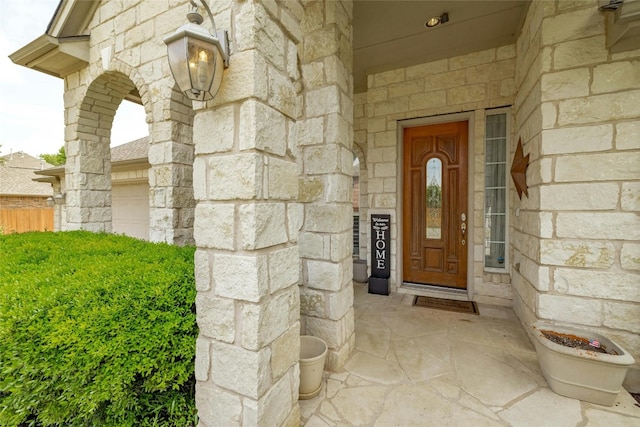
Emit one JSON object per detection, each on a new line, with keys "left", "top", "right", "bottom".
{"left": 187, "top": 37, "right": 216, "bottom": 96}
{"left": 166, "top": 37, "right": 191, "bottom": 95}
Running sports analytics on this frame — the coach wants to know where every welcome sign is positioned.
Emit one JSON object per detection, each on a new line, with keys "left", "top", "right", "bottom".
{"left": 369, "top": 214, "right": 391, "bottom": 295}
{"left": 370, "top": 214, "right": 391, "bottom": 278}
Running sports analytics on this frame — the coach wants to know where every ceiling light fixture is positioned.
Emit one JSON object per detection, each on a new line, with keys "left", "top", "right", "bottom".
{"left": 425, "top": 12, "right": 449, "bottom": 28}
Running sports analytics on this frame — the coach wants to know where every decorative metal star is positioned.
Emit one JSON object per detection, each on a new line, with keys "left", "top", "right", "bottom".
{"left": 511, "top": 138, "right": 529, "bottom": 199}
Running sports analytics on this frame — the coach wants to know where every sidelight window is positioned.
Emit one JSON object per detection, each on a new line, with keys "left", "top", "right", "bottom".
{"left": 484, "top": 112, "right": 508, "bottom": 270}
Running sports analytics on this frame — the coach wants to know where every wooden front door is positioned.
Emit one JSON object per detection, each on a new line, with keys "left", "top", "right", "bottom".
{"left": 402, "top": 121, "right": 468, "bottom": 289}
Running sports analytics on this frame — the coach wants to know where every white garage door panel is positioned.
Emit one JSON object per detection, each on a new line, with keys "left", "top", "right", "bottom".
{"left": 112, "top": 183, "right": 149, "bottom": 240}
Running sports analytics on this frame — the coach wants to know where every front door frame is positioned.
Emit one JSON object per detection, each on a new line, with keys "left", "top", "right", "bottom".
{"left": 396, "top": 112, "right": 476, "bottom": 301}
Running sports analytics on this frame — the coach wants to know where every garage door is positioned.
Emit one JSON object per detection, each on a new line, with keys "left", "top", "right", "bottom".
{"left": 112, "top": 182, "right": 149, "bottom": 240}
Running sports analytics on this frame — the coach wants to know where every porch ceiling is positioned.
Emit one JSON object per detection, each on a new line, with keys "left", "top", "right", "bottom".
{"left": 353, "top": 0, "right": 531, "bottom": 93}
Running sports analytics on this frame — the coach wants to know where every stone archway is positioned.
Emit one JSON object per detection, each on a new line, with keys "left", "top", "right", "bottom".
{"left": 65, "top": 70, "right": 139, "bottom": 233}
{"left": 63, "top": 61, "right": 195, "bottom": 245}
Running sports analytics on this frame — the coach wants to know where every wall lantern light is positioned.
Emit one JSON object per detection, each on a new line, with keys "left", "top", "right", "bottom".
{"left": 425, "top": 12, "right": 449, "bottom": 28}
{"left": 53, "top": 193, "right": 66, "bottom": 205}
{"left": 163, "top": 0, "right": 230, "bottom": 101}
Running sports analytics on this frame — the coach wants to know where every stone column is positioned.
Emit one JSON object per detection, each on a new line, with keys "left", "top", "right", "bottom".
{"left": 64, "top": 73, "right": 137, "bottom": 233}
{"left": 148, "top": 118, "right": 195, "bottom": 245}
{"left": 298, "top": 0, "right": 355, "bottom": 371}
{"left": 193, "top": 1, "right": 302, "bottom": 425}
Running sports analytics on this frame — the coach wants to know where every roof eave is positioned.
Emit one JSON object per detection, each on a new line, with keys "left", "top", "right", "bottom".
{"left": 8, "top": 0, "right": 99, "bottom": 79}
{"left": 9, "top": 34, "right": 90, "bottom": 79}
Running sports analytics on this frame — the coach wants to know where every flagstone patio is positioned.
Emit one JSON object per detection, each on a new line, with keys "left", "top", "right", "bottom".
{"left": 300, "top": 283, "right": 640, "bottom": 426}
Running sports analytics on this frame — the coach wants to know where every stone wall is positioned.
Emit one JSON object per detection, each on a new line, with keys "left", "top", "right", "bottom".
{"left": 298, "top": 0, "right": 356, "bottom": 371}
{"left": 192, "top": 1, "right": 304, "bottom": 425}
{"left": 363, "top": 45, "right": 517, "bottom": 305}
{"left": 513, "top": 0, "right": 640, "bottom": 390}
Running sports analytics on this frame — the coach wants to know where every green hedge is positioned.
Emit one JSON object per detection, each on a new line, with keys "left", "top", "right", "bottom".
{"left": 0, "top": 231, "right": 197, "bottom": 427}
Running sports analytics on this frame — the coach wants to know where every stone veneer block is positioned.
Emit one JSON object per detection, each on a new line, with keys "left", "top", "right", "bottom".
{"left": 558, "top": 90, "right": 640, "bottom": 125}
{"left": 268, "top": 246, "right": 300, "bottom": 293}
{"left": 195, "top": 337, "right": 211, "bottom": 381}
{"left": 196, "top": 383, "right": 243, "bottom": 425}
{"left": 241, "top": 287, "right": 299, "bottom": 350}
{"left": 207, "top": 153, "right": 263, "bottom": 200}
{"left": 213, "top": 49, "right": 268, "bottom": 104}
{"left": 270, "top": 324, "right": 300, "bottom": 380}
{"left": 243, "top": 371, "right": 297, "bottom": 427}
{"left": 240, "top": 100, "right": 288, "bottom": 155}
{"left": 304, "top": 204, "right": 352, "bottom": 232}
{"left": 541, "top": 7, "right": 604, "bottom": 46}
{"left": 556, "top": 213, "right": 640, "bottom": 240}
{"left": 304, "top": 145, "right": 339, "bottom": 174}
{"left": 554, "top": 268, "right": 640, "bottom": 302}
{"left": 555, "top": 152, "right": 640, "bottom": 182}
{"left": 621, "top": 243, "right": 640, "bottom": 271}
{"left": 194, "top": 106, "right": 235, "bottom": 154}
{"left": 297, "top": 117, "right": 324, "bottom": 146}
{"left": 539, "top": 183, "right": 618, "bottom": 210}
{"left": 604, "top": 302, "right": 640, "bottom": 334}
{"left": 540, "top": 240, "right": 614, "bottom": 268}
{"left": 538, "top": 294, "right": 602, "bottom": 326}
{"left": 616, "top": 121, "right": 640, "bottom": 150}
{"left": 553, "top": 35, "right": 607, "bottom": 70}
{"left": 327, "top": 285, "right": 354, "bottom": 320}
{"left": 305, "top": 308, "right": 354, "bottom": 348}
{"left": 541, "top": 68, "right": 590, "bottom": 101}
{"left": 239, "top": 202, "right": 289, "bottom": 249}
{"left": 541, "top": 124, "right": 612, "bottom": 155}
{"left": 298, "top": 232, "right": 329, "bottom": 259}
{"left": 193, "top": 203, "right": 235, "bottom": 250}
{"left": 210, "top": 341, "right": 271, "bottom": 399}
{"left": 194, "top": 249, "right": 211, "bottom": 292}
{"left": 300, "top": 287, "right": 326, "bottom": 317}
{"left": 592, "top": 61, "right": 640, "bottom": 94}
{"left": 306, "top": 260, "right": 342, "bottom": 291}
{"left": 213, "top": 254, "right": 269, "bottom": 302}
{"left": 622, "top": 183, "right": 640, "bottom": 211}
{"left": 195, "top": 293, "right": 235, "bottom": 342}
{"left": 305, "top": 85, "right": 341, "bottom": 117}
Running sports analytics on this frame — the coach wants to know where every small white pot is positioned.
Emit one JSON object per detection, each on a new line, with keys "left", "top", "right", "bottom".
{"left": 299, "top": 335, "right": 328, "bottom": 400}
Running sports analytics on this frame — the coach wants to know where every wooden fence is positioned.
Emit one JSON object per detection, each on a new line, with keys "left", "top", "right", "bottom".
{"left": 0, "top": 208, "right": 54, "bottom": 234}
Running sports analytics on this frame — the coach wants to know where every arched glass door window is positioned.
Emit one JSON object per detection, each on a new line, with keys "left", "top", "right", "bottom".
{"left": 426, "top": 158, "right": 442, "bottom": 239}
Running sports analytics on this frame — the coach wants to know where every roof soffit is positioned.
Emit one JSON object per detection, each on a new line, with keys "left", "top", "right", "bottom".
{"left": 9, "top": 0, "right": 99, "bottom": 79}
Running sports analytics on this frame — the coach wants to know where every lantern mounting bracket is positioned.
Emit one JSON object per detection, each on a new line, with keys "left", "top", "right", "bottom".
{"left": 188, "top": 0, "right": 229, "bottom": 67}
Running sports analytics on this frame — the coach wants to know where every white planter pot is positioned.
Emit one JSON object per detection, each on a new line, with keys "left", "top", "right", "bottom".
{"left": 299, "top": 335, "right": 327, "bottom": 400}
{"left": 353, "top": 259, "right": 368, "bottom": 283}
{"left": 531, "top": 321, "right": 635, "bottom": 406}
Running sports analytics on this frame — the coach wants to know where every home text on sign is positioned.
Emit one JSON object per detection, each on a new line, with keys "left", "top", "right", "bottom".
{"left": 370, "top": 214, "right": 391, "bottom": 279}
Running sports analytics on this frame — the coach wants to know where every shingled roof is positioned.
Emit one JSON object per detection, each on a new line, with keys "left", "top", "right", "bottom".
{"left": 0, "top": 152, "right": 55, "bottom": 197}
{"left": 111, "top": 137, "right": 148, "bottom": 163}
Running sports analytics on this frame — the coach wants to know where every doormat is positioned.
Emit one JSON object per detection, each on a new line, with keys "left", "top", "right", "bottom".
{"left": 631, "top": 393, "right": 640, "bottom": 408}
{"left": 413, "top": 296, "right": 479, "bottom": 315}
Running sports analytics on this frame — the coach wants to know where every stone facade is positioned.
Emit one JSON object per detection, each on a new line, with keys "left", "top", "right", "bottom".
{"left": 512, "top": 0, "right": 640, "bottom": 389}
{"left": 63, "top": 1, "right": 194, "bottom": 244}
{"left": 23, "top": 0, "right": 639, "bottom": 424}
{"left": 359, "top": 44, "right": 517, "bottom": 306}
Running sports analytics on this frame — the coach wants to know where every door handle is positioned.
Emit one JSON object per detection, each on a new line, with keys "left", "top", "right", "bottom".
{"left": 461, "top": 213, "right": 466, "bottom": 246}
